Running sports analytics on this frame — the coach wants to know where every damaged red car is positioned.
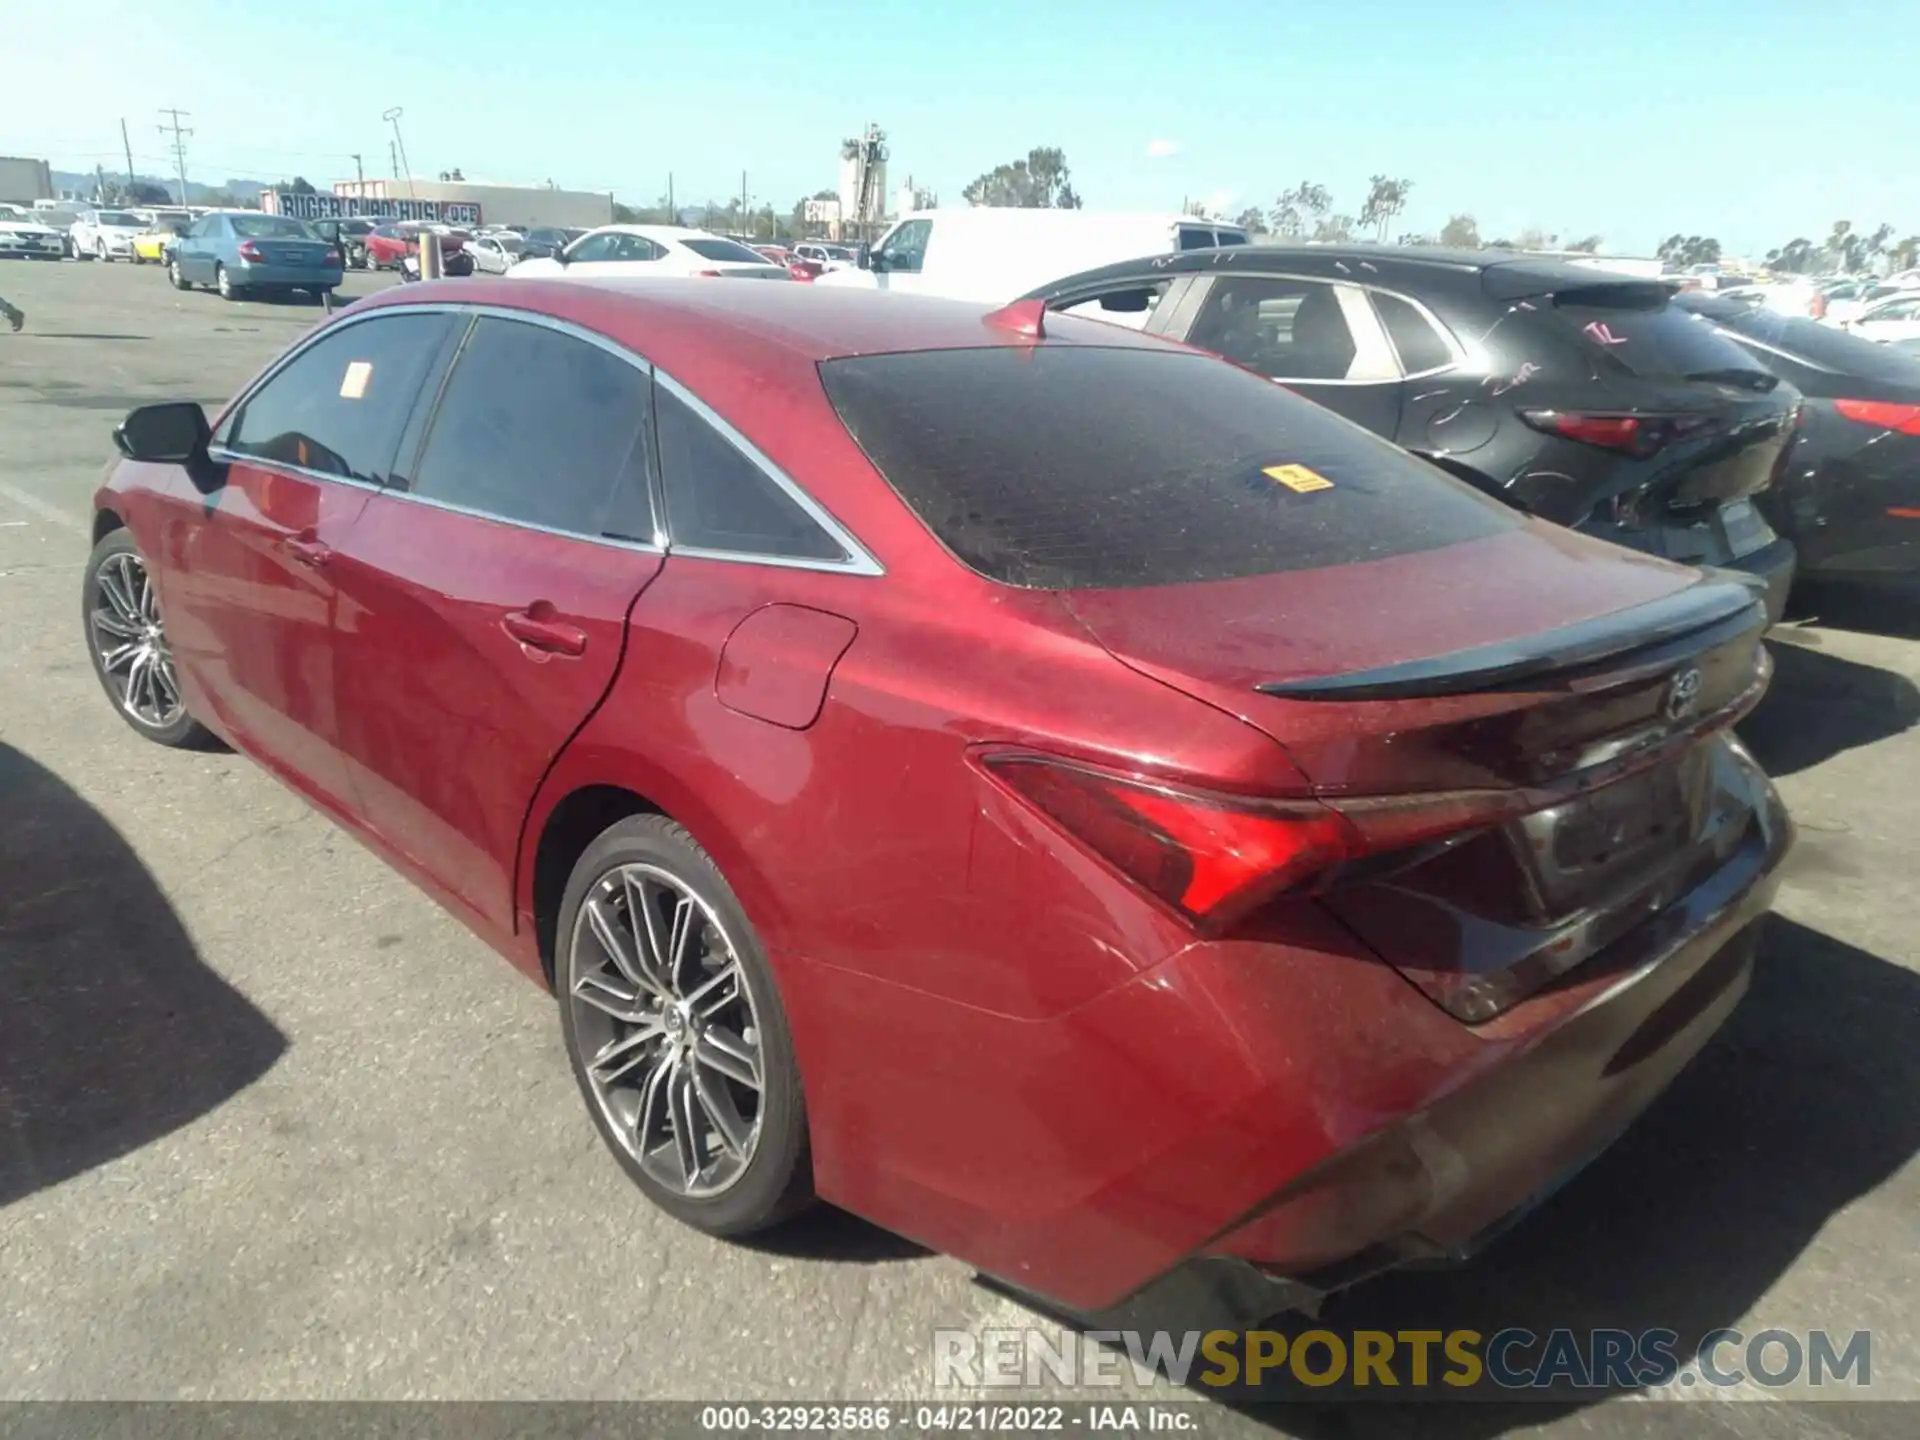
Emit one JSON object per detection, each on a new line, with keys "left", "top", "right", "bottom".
{"left": 85, "top": 279, "right": 1790, "bottom": 1321}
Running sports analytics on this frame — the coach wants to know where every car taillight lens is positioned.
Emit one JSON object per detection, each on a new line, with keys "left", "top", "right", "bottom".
{"left": 983, "top": 755, "right": 1359, "bottom": 929}
{"left": 236, "top": 240, "right": 265, "bottom": 262}
{"left": 1835, "top": 399, "right": 1920, "bottom": 435}
{"left": 1520, "top": 409, "right": 1704, "bottom": 459}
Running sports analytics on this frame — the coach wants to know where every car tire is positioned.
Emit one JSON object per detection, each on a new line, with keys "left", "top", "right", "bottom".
{"left": 82, "top": 530, "right": 219, "bottom": 750}
{"left": 96, "top": 240, "right": 110, "bottom": 263}
{"left": 168, "top": 259, "right": 189, "bottom": 290}
{"left": 556, "top": 813, "right": 814, "bottom": 1237}
{"left": 215, "top": 264, "right": 240, "bottom": 301}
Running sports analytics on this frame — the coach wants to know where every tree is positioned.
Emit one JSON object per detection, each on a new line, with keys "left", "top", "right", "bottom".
{"left": 1312, "top": 213, "right": 1355, "bottom": 244}
{"left": 1766, "top": 238, "right": 1818, "bottom": 274}
{"left": 1516, "top": 226, "right": 1557, "bottom": 252}
{"left": 1565, "top": 235, "right": 1603, "bottom": 253}
{"left": 1891, "top": 235, "right": 1920, "bottom": 271}
{"left": 1269, "top": 181, "right": 1331, "bottom": 239}
{"left": 1438, "top": 213, "right": 1481, "bottom": 248}
{"left": 1358, "top": 175, "right": 1413, "bottom": 242}
{"left": 275, "top": 176, "right": 317, "bottom": 195}
{"left": 1657, "top": 234, "right": 1721, "bottom": 267}
{"left": 961, "top": 147, "right": 1081, "bottom": 208}
{"left": 1233, "top": 207, "right": 1268, "bottom": 235}
{"left": 127, "top": 180, "right": 173, "bottom": 206}
{"left": 1395, "top": 231, "right": 1435, "bottom": 246}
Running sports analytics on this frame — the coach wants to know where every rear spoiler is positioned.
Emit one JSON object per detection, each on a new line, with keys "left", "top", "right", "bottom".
{"left": 1258, "top": 577, "right": 1765, "bottom": 701}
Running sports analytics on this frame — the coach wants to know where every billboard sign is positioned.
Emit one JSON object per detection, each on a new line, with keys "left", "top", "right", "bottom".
{"left": 261, "top": 191, "right": 482, "bottom": 225}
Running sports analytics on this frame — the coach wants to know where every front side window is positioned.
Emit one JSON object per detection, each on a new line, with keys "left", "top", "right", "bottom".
{"left": 1176, "top": 226, "right": 1216, "bottom": 251}
{"left": 871, "top": 220, "right": 932, "bottom": 274}
{"left": 1187, "top": 278, "right": 1364, "bottom": 381}
{"left": 222, "top": 313, "right": 457, "bottom": 484}
{"left": 566, "top": 233, "right": 618, "bottom": 263}
{"left": 409, "top": 317, "right": 654, "bottom": 539}
{"left": 654, "top": 384, "right": 848, "bottom": 561}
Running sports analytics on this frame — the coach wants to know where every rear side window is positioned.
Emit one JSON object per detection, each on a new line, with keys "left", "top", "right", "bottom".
{"left": 223, "top": 312, "right": 455, "bottom": 484}
{"left": 1214, "top": 230, "right": 1249, "bottom": 246}
{"left": 820, "top": 346, "right": 1516, "bottom": 590}
{"left": 1186, "top": 277, "right": 1369, "bottom": 382}
{"left": 408, "top": 317, "right": 654, "bottom": 538}
{"left": 1551, "top": 289, "right": 1764, "bottom": 380}
{"left": 1372, "top": 292, "right": 1455, "bottom": 374}
{"left": 1718, "top": 309, "right": 1920, "bottom": 388}
{"left": 654, "top": 385, "right": 849, "bottom": 561}
{"left": 1177, "top": 226, "right": 1216, "bottom": 251}
{"left": 681, "top": 237, "right": 771, "bottom": 264}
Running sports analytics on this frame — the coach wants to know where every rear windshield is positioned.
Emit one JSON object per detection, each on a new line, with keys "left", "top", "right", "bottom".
{"left": 1715, "top": 307, "right": 1920, "bottom": 388}
{"left": 97, "top": 212, "right": 139, "bottom": 226}
{"left": 682, "top": 237, "right": 768, "bottom": 264}
{"left": 819, "top": 346, "right": 1517, "bottom": 590}
{"left": 231, "top": 215, "right": 316, "bottom": 239}
{"left": 1551, "top": 289, "right": 1765, "bottom": 380}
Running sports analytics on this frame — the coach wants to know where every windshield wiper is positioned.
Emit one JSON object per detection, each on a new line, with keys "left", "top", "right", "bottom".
{"left": 1684, "top": 368, "right": 1779, "bottom": 392}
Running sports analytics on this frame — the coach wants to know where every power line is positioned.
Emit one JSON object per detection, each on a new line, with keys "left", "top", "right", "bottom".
{"left": 158, "top": 109, "right": 192, "bottom": 205}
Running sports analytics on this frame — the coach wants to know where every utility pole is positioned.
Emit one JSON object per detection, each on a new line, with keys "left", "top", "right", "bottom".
{"left": 388, "top": 140, "right": 398, "bottom": 182}
{"left": 667, "top": 173, "right": 674, "bottom": 223}
{"left": 158, "top": 109, "right": 192, "bottom": 206}
{"left": 741, "top": 171, "right": 748, "bottom": 234}
{"left": 120, "top": 119, "right": 137, "bottom": 195}
{"left": 383, "top": 108, "right": 414, "bottom": 198}
{"left": 95, "top": 164, "right": 107, "bottom": 203}
{"left": 351, "top": 153, "right": 364, "bottom": 186}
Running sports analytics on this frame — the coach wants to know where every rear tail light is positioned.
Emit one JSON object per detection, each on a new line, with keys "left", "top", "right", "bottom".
{"left": 1835, "top": 399, "right": 1920, "bottom": 435}
{"left": 1521, "top": 409, "right": 1715, "bottom": 461}
{"left": 1809, "top": 294, "right": 1829, "bottom": 320}
{"left": 236, "top": 240, "right": 265, "bottom": 262}
{"left": 981, "top": 753, "right": 1522, "bottom": 933}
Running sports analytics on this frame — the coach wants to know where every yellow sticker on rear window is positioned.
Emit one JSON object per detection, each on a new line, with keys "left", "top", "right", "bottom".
{"left": 340, "top": 361, "right": 373, "bottom": 400}
{"left": 1262, "top": 463, "right": 1333, "bottom": 494}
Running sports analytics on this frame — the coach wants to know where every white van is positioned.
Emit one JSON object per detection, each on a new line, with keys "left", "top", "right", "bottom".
{"left": 815, "top": 209, "right": 1249, "bottom": 305}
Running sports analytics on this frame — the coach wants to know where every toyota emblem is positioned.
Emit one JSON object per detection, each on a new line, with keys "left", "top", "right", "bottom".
{"left": 1665, "top": 666, "right": 1703, "bottom": 722}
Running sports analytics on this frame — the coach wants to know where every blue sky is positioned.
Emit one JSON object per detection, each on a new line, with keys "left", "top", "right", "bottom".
{"left": 9, "top": 1, "right": 1915, "bottom": 256}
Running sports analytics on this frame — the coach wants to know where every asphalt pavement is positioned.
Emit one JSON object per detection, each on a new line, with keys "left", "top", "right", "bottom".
{"left": 2, "top": 259, "right": 1917, "bottom": 1436}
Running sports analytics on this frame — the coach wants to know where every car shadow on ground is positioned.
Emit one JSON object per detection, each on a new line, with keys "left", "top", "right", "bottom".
{"left": 1023, "top": 915, "right": 1918, "bottom": 1436}
{"left": 1740, "top": 633, "right": 1920, "bottom": 778}
{"left": 746, "top": 1203, "right": 930, "bottom": 1263}
{"left": 0, "top": 742, "right": 286, "bottom": 1206}
{"left": 1785, "top": 581, "right": 1920, "bottom": 642}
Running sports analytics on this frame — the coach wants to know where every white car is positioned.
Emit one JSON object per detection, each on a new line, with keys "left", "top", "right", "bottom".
{"left": 468, "top": 232, "right": 523, "bottom": 274}
{"left": 69, "top": 208, "right": 148, "bottom": 262}
{"left": 793, "top": 242, "right": 857, "bottom": 271}
{"left": 1842, "top": 291, "right": 1920, "bottom": 345}
{"left": 508, "top": 224, "right": 790, "bottom": 282}
{"left": 0, "top": 215, "right": 66, "bottom": 260}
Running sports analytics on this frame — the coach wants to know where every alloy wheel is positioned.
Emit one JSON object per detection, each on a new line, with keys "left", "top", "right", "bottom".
{"left": 88, "top": 550, "right": 185, "bottom": 729}
{"left": 566, "top": 863, "right": 765, "bottom": 1199}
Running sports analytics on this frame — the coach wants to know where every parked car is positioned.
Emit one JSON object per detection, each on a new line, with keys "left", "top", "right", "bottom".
{"left": 468, "top": 232, "right": 523, "bottom": 274}
{"left": 1677, "top": 290, "right": 1920, "bottom": 589}
{"left": 1809, "top": 277, "right": 1878, "bottom": 325}
{"left": 1842, "top": 291, "right": 1920, "bottom": 346}
{"left": 517, "top": 227, "right": 586, "bottom": 262}
{"left": 168, "top": 211, "right": 342, "bottom": 301}
{"left": 131, "top": 217, "right": 192, "bottom": 265}
{"left": 817, "top": 210, "right": 1249, "bottom": 305}
{"left": 69, "top": 208, "right": 148, "bottom": 262}
{"left": 397, "top": 246, "right": 476, "bottom": 281}
{"left": 792, "top": 242, "right": 856, "bottom": 271}
{"left": 311, "top": 217, "right": 377, "bottom": 271}
{"left": 87, "top": 279, "right": 1790, "bottom": 1320}
{"left": 1025, "top": 245, "right": 1803, "bottom": 619}
{"left": 751, "top": 244, "right": 792, "bottom": 265}
{"left": 508, "top": 225, "right": 791, "bottom": 281}
{"left": 0, "top": 214, "right": 67, "bottom": 260}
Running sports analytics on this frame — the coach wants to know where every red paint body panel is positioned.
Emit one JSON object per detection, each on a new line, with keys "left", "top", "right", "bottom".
{"left": 93, "top": 280, "right": 1791, "bottom": 1314}
{"left": 715, "top": 604, "right": 858, "bottom": 729}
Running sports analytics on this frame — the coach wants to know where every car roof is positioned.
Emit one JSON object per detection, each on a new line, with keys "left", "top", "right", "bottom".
{"left": 1029, "top": 242, "right": 1646, "bottom": 300}
{"left": 591, "top": 224, "right": 730, "bottom": 243}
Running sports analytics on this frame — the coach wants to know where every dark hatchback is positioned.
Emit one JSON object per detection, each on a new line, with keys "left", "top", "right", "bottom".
{"left": 520, "top": 226, "right": 588, "bottom": 262}
{"left": 1677, "top": 289, "right": 1920, "bottom": 589}
{"left": 1026, "top": 247, "right": 1803, "bottom": 620}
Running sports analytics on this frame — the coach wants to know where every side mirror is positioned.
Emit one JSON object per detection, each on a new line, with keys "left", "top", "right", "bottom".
{"left": 113, "top": 402, "right": 210, "bottom": 464}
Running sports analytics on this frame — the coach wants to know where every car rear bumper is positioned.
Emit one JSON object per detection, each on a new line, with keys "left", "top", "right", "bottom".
{"left": 234, "top": 261, "right": 345, "bottom": 288}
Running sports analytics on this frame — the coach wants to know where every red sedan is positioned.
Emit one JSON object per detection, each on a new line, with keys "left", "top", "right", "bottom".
{"left": 363, "top": 222, "right": 469, "bottom": 272}
{"left": 85, "top": 279, "right": 1790, "bottom": 1318}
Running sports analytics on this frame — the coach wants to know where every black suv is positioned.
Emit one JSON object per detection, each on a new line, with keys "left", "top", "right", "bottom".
{"left": 310, "top": 217, "right": 376, "bottom": 270}
{"left": 1026, "top": 246, "right": 1802, "bottom": 618}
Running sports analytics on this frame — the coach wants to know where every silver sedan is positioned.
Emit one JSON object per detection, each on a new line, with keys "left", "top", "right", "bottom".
{"left": 468, "top": 233, "right": 523, "bottom": 274}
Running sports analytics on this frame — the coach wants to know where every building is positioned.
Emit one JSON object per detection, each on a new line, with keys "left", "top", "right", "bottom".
{"left": 329, "top": 178, "right": 614, "bottom": 230}
{"left": 0, "top": 156, "right": 54, "bottom": 207}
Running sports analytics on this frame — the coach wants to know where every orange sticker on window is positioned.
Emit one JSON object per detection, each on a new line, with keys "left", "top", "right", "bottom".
{"left": 1262, "top": 463, "right": 1333, "bottom": 493}
{"left": 340, "top": 361, "right": 372, "bottom": 400}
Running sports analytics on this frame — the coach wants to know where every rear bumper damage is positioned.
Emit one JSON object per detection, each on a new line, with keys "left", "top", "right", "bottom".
{"left": 1083, "top": 746, "right": 1792, "bottom": 1329}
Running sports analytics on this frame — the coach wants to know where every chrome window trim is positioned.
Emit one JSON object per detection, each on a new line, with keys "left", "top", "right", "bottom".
{"left": 653, "top": 369, "right": 885, "bottom": 577}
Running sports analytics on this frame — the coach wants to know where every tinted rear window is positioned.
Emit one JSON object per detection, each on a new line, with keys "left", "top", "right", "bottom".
{"left": 1551, "top": 291, "right": 1763, "bottom": 380}
{"left": 819, "top": 346, "right": 1516, "bottom": 590}
{"left": 1714, "top": 308, "right": 1920, "bottom": 389}
{"left": 232, "top": 215, "right": 315, "bottom": 239}
{"left": 682, "top": 237, "right": 769, "bottom": 264}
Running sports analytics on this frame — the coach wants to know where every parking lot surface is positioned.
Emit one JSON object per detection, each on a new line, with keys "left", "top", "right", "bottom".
{"left": 2, "top": 260, "right": 1918, "bottom": 1434}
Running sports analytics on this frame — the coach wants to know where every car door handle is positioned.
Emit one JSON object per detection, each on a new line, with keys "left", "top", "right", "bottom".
{"left": 502, "top": 607, "right": 588, "bottom": 657}
{"left": 284, "top": 536, "right": 332, "bottom": 568}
